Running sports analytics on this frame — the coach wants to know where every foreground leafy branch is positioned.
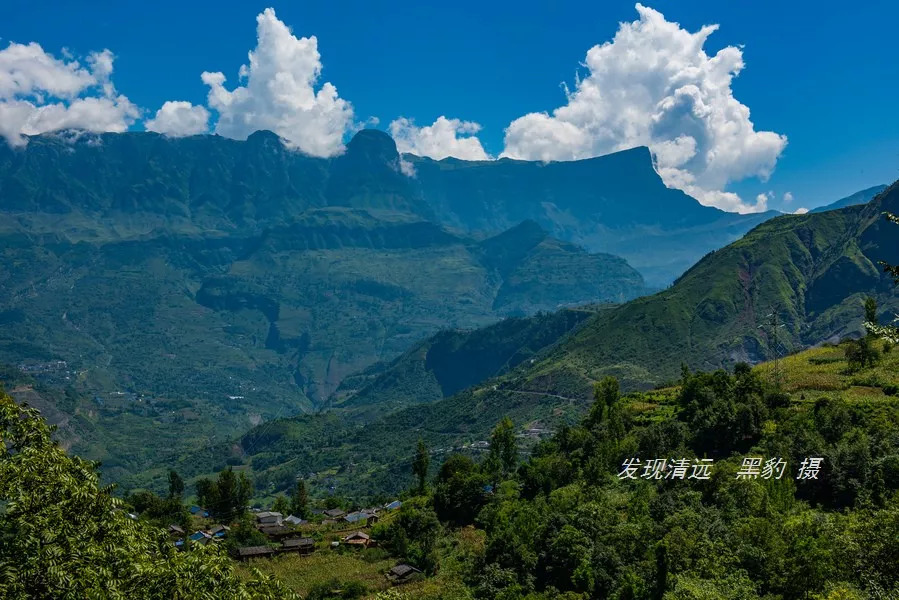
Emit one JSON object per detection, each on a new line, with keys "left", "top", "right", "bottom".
{"left": 0, "top": 389, "right": 296, "bottom": 600}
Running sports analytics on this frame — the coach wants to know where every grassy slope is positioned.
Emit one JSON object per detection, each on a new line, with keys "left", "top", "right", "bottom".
{"left": 235, "top": 525, "right": 480, "bottom": 599}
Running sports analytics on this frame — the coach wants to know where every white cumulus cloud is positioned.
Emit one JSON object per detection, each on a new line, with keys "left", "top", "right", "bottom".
{"left": 0, "top": 42, "right": 138, "bottom": 146}
{"left": 783, "top": 191, "right": 794, "bottom": 203}
{"left": 793, "top": 207, "right": 809, "bottom": 214}
{"left": 145, "top": 101, "right": 210, "bottom": 136}
{"left": 501, "top": 3, "right": 787, "bottom": 214}
{"left": 200, "top": 8, "right": 354, "bottom": 157}
{"left": 388, "top": 116, "right": 490, "bottom": 161}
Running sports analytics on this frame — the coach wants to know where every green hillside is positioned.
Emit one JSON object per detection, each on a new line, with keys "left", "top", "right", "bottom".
{"left": 338, "top": 307, "right": 599, "bottom": 415}
{"left": 2, "top": 126, "right": 893, "bottom": 494}
{"left": 542, "top": 181, "right": 899, "bottom": 389}
{"left": 0, "top": 208, "right": 644, "bottom": 482}
{"left": 0, "top": 129, "right": 776, "bottom": 287}
{"left": 430, "top": 339, "right": 899, "bottom": 600}
{"left": 170, "top": 182, "right": 899, "bottom": 500}
{"left": 7, "top": 336, "right": 899, "bottom": 600}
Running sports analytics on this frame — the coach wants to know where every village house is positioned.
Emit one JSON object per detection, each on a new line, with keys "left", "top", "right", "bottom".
{"left": 258, "top": 524, "right": 292, "bottom": 540}
{"left": 279, "top": 537, "right": 315, "bottom": 555}
{"left": 343, "top": 531, "right": 371, "bottom": 547}
{"left": 323, "top": 508, "right": 345, "bottom": 519}
{"left": 284, "top": 514, "right": 307, "bottom": 526}
{"left": 255, "top": 511, "right": 283, "bottom": 526}
{"left": 344, "top": 510, "right": 379, "bottom": 526}
{"left": 387, "top": 564, "right": 422, "bottom": 585}
{"left": 189, "top": 531, "right": 213, "bottom": 546}
{"left": 209, "top": 524, "right": 230, "bottom": 539}
{"left": 167, "top": 524, "right": 185, "bottom": 536}
{"left": 236, "top": 546, "right": 276, "bottom": 561}
{"left": 384, "top": 500, "right": 402, "bottom": 511}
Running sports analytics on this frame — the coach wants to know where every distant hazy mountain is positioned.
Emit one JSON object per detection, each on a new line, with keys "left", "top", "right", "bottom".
{"left": 405, "top": 146, "right": 779, "bottom": 286}
{"left": 810, "top": 184, "right": 887, "bottom": 213}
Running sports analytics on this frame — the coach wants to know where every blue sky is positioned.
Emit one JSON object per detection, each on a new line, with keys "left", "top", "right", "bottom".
{"left": 3, "top": 0, "right": 898, "bottom": 212}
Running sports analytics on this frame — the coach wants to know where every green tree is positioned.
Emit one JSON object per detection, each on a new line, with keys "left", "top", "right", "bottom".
{"left": 412, "top": 438, "right": 430, "bottom": 494}
{"left": 290, "top": 479, "right": 308, "bottom": 518}
{"left": 371, "top": 497, "right": 441, "bottom": 572}
{"left": 125, "top": 490, "right": 190, "bottom": 529}
{"left": 0, "top": 389, "right": 294, "bottom": 599}
{"left": 272, "top": 494, "right": 290, "bottom": 515}
{"left": 845, "top": 337, "right": 879, "bottom": 372}
{"left": 865, "top": 297, "right": 879, "bottom": 331}
{"left": 587, "top": 376, "right": 620, "bottom": 428}
{"left": 488, "top": 417, "right": 518, "bottom": 479}
{"left": 167, "top": 468, "right": 184, "bottom": 499}
{"left": 433, "top": 454, "right": 489, "bottom": 526}
{"left": 196, "top": 477, "right": 214, "bottom": 509}
{"left": 223, "top": 512, "right": 270, "bottom": 555}
{"left": 197, "top": 468, "right": 253, "bottom": 522}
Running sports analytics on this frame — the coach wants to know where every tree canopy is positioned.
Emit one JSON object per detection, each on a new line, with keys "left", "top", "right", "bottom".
{"left": 0, "top": 389, "right": 295, "bottom": 599}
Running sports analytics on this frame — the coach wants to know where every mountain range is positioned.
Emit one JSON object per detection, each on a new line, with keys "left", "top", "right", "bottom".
{"left": 0, "top": 127, "right": 891, "bottom": 489}
{"left": 0, "top": 129, "right": 779, "bottom": 285}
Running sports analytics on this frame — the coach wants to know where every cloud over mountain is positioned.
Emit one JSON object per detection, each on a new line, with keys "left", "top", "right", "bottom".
{"left": 389, "top": 116, "right": 490, "bottom": 161}
{"left": 0, "top": 4, "right": 788, "bottom": 214}
{"left": 199, "top": 8, "right": 355, "bottom": 157}
{"left": 0, "top": 42, "right": 138, "bottom": 146}
{"left": 145, "top": 101, "right": 209, "bottom": 137}
{"left": 501, "top": 4, "right": 787, "bottom": 213}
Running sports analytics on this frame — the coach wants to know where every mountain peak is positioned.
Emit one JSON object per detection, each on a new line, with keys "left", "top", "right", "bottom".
{"left": 246, "top": 130, "right": 283, "bottom": 145}
{"left": 506, "top": 219, "right": 548, "bottom": 239}
{"left": 345, "top": 129, "right": 399, "bottom": 163}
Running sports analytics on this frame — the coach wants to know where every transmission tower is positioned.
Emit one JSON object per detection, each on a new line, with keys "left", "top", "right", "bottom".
{"left": 759, "top": 308, "right": 787, "bottom": 388}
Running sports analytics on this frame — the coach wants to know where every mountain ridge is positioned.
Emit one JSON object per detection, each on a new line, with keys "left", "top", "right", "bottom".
{"left": 809, "top": 184, "right": 887, "bottom": 213}
{"left": 1, "top": 128, "right": 778, "bottom": 285}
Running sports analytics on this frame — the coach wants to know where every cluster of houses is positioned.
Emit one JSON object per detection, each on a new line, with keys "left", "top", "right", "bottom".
{"left": 235, "top": 506, "right": 384, "bottom": 561}
{"left": 308, "top": 505, "right": 386, "bottom": 527}
{"left": 168, "top": 523, "right": 230, "bottom": 549}
{"left": 168, "top": 499, "right": 419, "bottom": 584}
